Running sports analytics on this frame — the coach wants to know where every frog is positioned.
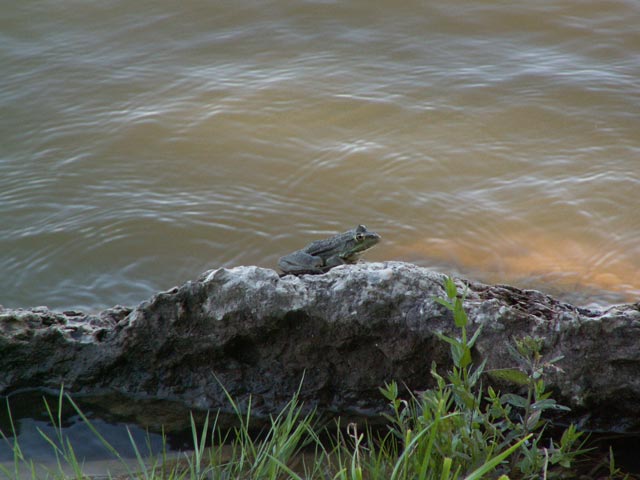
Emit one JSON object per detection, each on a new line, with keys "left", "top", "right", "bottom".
{"left": 278, "top": 224, "right": 381, "bottom": 275}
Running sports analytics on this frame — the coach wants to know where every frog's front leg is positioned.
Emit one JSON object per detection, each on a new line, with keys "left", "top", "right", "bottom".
{"left": 278, "top": 251, "right": 325, "bottom": 275}
{"left": 323, "top": 254, "right": 350, "bottom": 270}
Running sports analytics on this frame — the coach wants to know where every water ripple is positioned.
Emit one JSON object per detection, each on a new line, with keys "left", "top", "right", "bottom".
{"left": 1, "top": 0, "right": 639, "bottom": 308}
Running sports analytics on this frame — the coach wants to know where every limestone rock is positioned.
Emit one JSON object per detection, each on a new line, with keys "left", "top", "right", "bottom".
{"left": 1, "top": 262, "right": 639, "bottom": 431}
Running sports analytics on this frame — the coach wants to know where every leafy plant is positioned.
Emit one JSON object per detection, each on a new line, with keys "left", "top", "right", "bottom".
{"left": 433, "top": 276, "right": 591, "bottom": 478}
{"left": 371, "top": 276, "right": 599, "bottom": 479}
{"left": 484, "top": 334, "right": 593, "bottom": 478}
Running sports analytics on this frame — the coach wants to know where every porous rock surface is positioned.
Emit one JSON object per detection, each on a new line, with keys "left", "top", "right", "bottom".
{"left": 1, "top": 262, "right": 639, "bottom": 431}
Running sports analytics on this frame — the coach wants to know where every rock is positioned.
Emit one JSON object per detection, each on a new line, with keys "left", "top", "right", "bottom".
{"left": 1, "top": 262, "right": 639, "bottom": 431}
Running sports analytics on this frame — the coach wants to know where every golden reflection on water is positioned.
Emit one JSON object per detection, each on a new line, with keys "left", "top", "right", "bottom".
{"left": 393, "top": 229, "right": 640, "bottom": 303}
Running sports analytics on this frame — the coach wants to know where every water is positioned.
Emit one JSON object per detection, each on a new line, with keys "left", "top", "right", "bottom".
{"left": 0, "top": 390, "right": 193, "bottom": 476}
{"left": 1, "top": 0, "right": 639, "bottom": 311}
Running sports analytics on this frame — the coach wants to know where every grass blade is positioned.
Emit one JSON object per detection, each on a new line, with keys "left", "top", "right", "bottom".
{"left": 464, "top": 434, "right": 532, "bottom": 480}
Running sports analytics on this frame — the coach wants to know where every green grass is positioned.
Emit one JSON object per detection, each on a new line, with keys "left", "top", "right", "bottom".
{"left": 0, "top": 277, "right": 629, "bottom": 479}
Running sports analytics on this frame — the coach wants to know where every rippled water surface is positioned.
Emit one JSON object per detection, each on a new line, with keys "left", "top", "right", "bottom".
{"left": 0, "top": 390, "right": 194, "bottom": 476}
{"left": 2, "top": 0, "right": 639, "bottom": 310}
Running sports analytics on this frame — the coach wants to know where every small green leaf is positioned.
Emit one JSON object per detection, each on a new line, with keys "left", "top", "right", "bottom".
{"left": 525, "top": 409, "right": 542, "bottom": 430}
{"left": 444, "top": 277, "right": 457, "bottom": 299}
{"left": 435, "top": 297, "right": 454, "bottom": 311}
{"left": 436, "top": 331, "right": 459, "bottom": 347}
{"left": 458, "top": 346, "right": 472, "bottom": 369}
{"left": 453, "top": 298, "right": 468, "bottom": 328}
{"left": 379, "top": 382, "right": 398, "bottom": 402}
{"left": 531, "top": 398, "right": 560, "bottom": 411}
{"left": 469, "top": 359, "right": 487, "bottom": 385}
{"left": 451, "top": 344, "right": 464, "bottom": 367}
{"left": 501, "top": 393, "right": 529, "bottom": 408}
{"left": 547, "top": 354, "right": 565, "bottom": 364}
{"left": 559, "top": 457, "right": 572, "bottom": 468}
{"left": 467, "top": 324, "right": 484, "bottom": 348}
{"left": 487, "top": 368, "right": 531, "bottom": 386}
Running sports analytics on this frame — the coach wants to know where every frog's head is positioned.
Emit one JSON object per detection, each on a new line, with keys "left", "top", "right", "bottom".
{"left": 344, "top": 224, "right": 381, "bottom": 258}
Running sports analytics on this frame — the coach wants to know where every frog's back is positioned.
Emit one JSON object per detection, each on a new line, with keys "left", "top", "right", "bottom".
{"left": 304, "top": 230, "right": 352, "bottom": 255}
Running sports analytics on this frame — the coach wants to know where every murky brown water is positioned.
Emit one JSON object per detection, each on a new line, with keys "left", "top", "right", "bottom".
{"left": 1, "top": 0, "right": 639, "bottom": 310}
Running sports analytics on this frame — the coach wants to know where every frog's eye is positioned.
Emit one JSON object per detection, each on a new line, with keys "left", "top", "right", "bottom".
{"left": 355, "top": 233, "right": 365, "bottom": 241}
